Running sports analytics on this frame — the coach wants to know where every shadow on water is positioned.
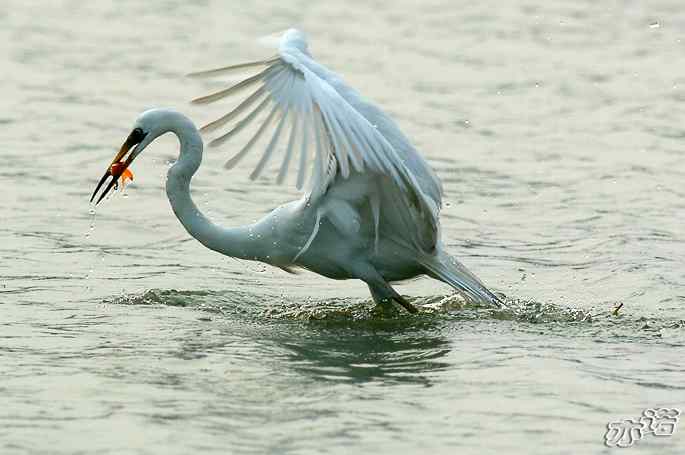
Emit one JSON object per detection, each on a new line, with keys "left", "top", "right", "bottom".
{"left": 279, "top": 328, "right": 452, "bottom": 386}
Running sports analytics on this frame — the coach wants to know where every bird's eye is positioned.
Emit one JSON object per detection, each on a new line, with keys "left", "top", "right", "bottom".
{"left": 131, "top": 127, "right": 145, "bottom": 140}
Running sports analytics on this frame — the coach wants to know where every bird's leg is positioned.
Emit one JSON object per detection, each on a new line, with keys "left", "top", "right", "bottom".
{"left": 392, "top": 293, "right": 419, "bottom": 314}
{"left": 368, "top": 284, "right": 399, "bottom": 315}
{"left": 367, "top": 282, "right": 418, "bottom": 314}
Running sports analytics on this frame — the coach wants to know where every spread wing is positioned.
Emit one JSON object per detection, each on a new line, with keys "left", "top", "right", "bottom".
{"left": 189, "top": 29, "right": 443, "bottom": 245}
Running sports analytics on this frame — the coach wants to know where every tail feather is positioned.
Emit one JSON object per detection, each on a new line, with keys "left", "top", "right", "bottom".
{"left": 422, "top": 249, "right": 503, "bottom": 308}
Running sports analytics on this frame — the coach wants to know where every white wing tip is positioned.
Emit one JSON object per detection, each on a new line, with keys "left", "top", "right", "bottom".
{"left": 256, "top": 28, "right": 307, "bottom": 51}
{"left": 279, "top": 28, "right": 309, "bottom": 54}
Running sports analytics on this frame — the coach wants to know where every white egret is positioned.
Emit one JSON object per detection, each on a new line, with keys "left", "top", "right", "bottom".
{"left": 91, "top": 29, "right": 503, "bottom": 313}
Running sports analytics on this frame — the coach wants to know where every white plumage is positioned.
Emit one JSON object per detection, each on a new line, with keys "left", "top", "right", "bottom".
{"left": 92, "top": 29, "right": 502, "bottom": 313}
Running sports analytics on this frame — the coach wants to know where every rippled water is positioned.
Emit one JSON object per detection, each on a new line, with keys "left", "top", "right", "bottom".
{"left": 2, "top": 1, "right": 684, "bottom": 453}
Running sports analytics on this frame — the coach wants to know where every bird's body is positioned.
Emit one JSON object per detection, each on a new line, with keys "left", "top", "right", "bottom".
{"left": 91, "top": 29, "right": 502, "bottom": 313}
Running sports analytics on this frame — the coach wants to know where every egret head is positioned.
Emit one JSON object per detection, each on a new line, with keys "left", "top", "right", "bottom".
{"left": 90, "top": 109, "right": 175, "bottom": 204}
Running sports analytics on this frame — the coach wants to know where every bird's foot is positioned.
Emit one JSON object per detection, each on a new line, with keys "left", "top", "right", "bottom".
{"left": 371, "top": 302, "right": 401, "bottom": 317}
{"left": 366, "top": 278, "right": 419, "bottom": 315}
{"left": 371, "top": 296, "right": 418, "bottom": 316}
{"left": 393, "top": 295, "right": 418, "bottom": 314}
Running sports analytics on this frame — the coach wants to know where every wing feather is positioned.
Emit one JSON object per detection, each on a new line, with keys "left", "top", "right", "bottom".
{"left": 296, "top": 107, "right": 310, "bottom": 190}
{"left": 200, "top": 85, "right": 267, "bottom": 133}
{"left": 209, "top": 67, "right": 289, "bottom": 147}
{"left": 318, "top": 100, "right": 350, "bottom": 178}
{"left": 311, "top": 105, "right": 327, "bottom": 189}
{"left": 210, "top": 95, "right": 271, "bottom": 148}
{"left": 223, "top": 102, "right": 279, "bottom": 169}
{"left": 250, "top": 104, "right": 289, "bottom": 180}
{"left": 191, "top": 29, "right": 443, "bottom": 246}
{"left": 191, "top": 65, "right": 274, "bottom": 105}
{"left": 277, "top": 114, "right": 299, "bottom": 184}
{"left": 187, "top": 56, "right": 279, "bottom": 78}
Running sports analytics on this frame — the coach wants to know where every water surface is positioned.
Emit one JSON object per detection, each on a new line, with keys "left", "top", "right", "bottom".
{"left": 2, "top": 1, "right": 684, "bottom": 453}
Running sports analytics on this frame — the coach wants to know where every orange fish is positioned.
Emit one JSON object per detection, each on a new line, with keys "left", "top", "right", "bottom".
{"left": 110, "top": 162, "right": 134, "bottom": 190}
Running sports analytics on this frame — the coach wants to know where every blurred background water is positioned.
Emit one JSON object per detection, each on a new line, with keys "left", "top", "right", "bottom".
{"left": 1, "top": 0, "right": 684, "bottom": 453}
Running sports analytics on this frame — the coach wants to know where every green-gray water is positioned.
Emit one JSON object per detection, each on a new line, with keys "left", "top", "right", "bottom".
{"left": 2, "top": 1, "right": 684, "bottom": 453}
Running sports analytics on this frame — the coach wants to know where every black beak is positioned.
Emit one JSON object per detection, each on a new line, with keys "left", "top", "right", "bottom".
{"left": 90, "top": 130, "right": 145, "bottom": 205}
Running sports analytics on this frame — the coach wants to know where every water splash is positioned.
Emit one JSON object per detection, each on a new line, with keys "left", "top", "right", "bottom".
{"left": 103, "top": 289, "right": 631, "bottom": 324}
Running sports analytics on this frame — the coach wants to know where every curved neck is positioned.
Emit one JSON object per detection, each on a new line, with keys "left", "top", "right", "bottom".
{"left": 164, "top": 117, "right": 264, "bottom": 261}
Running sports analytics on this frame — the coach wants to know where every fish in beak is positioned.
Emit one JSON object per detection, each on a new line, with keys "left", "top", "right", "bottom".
{"left": 90, "top": 127, "right": 146, "bottom": 204}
